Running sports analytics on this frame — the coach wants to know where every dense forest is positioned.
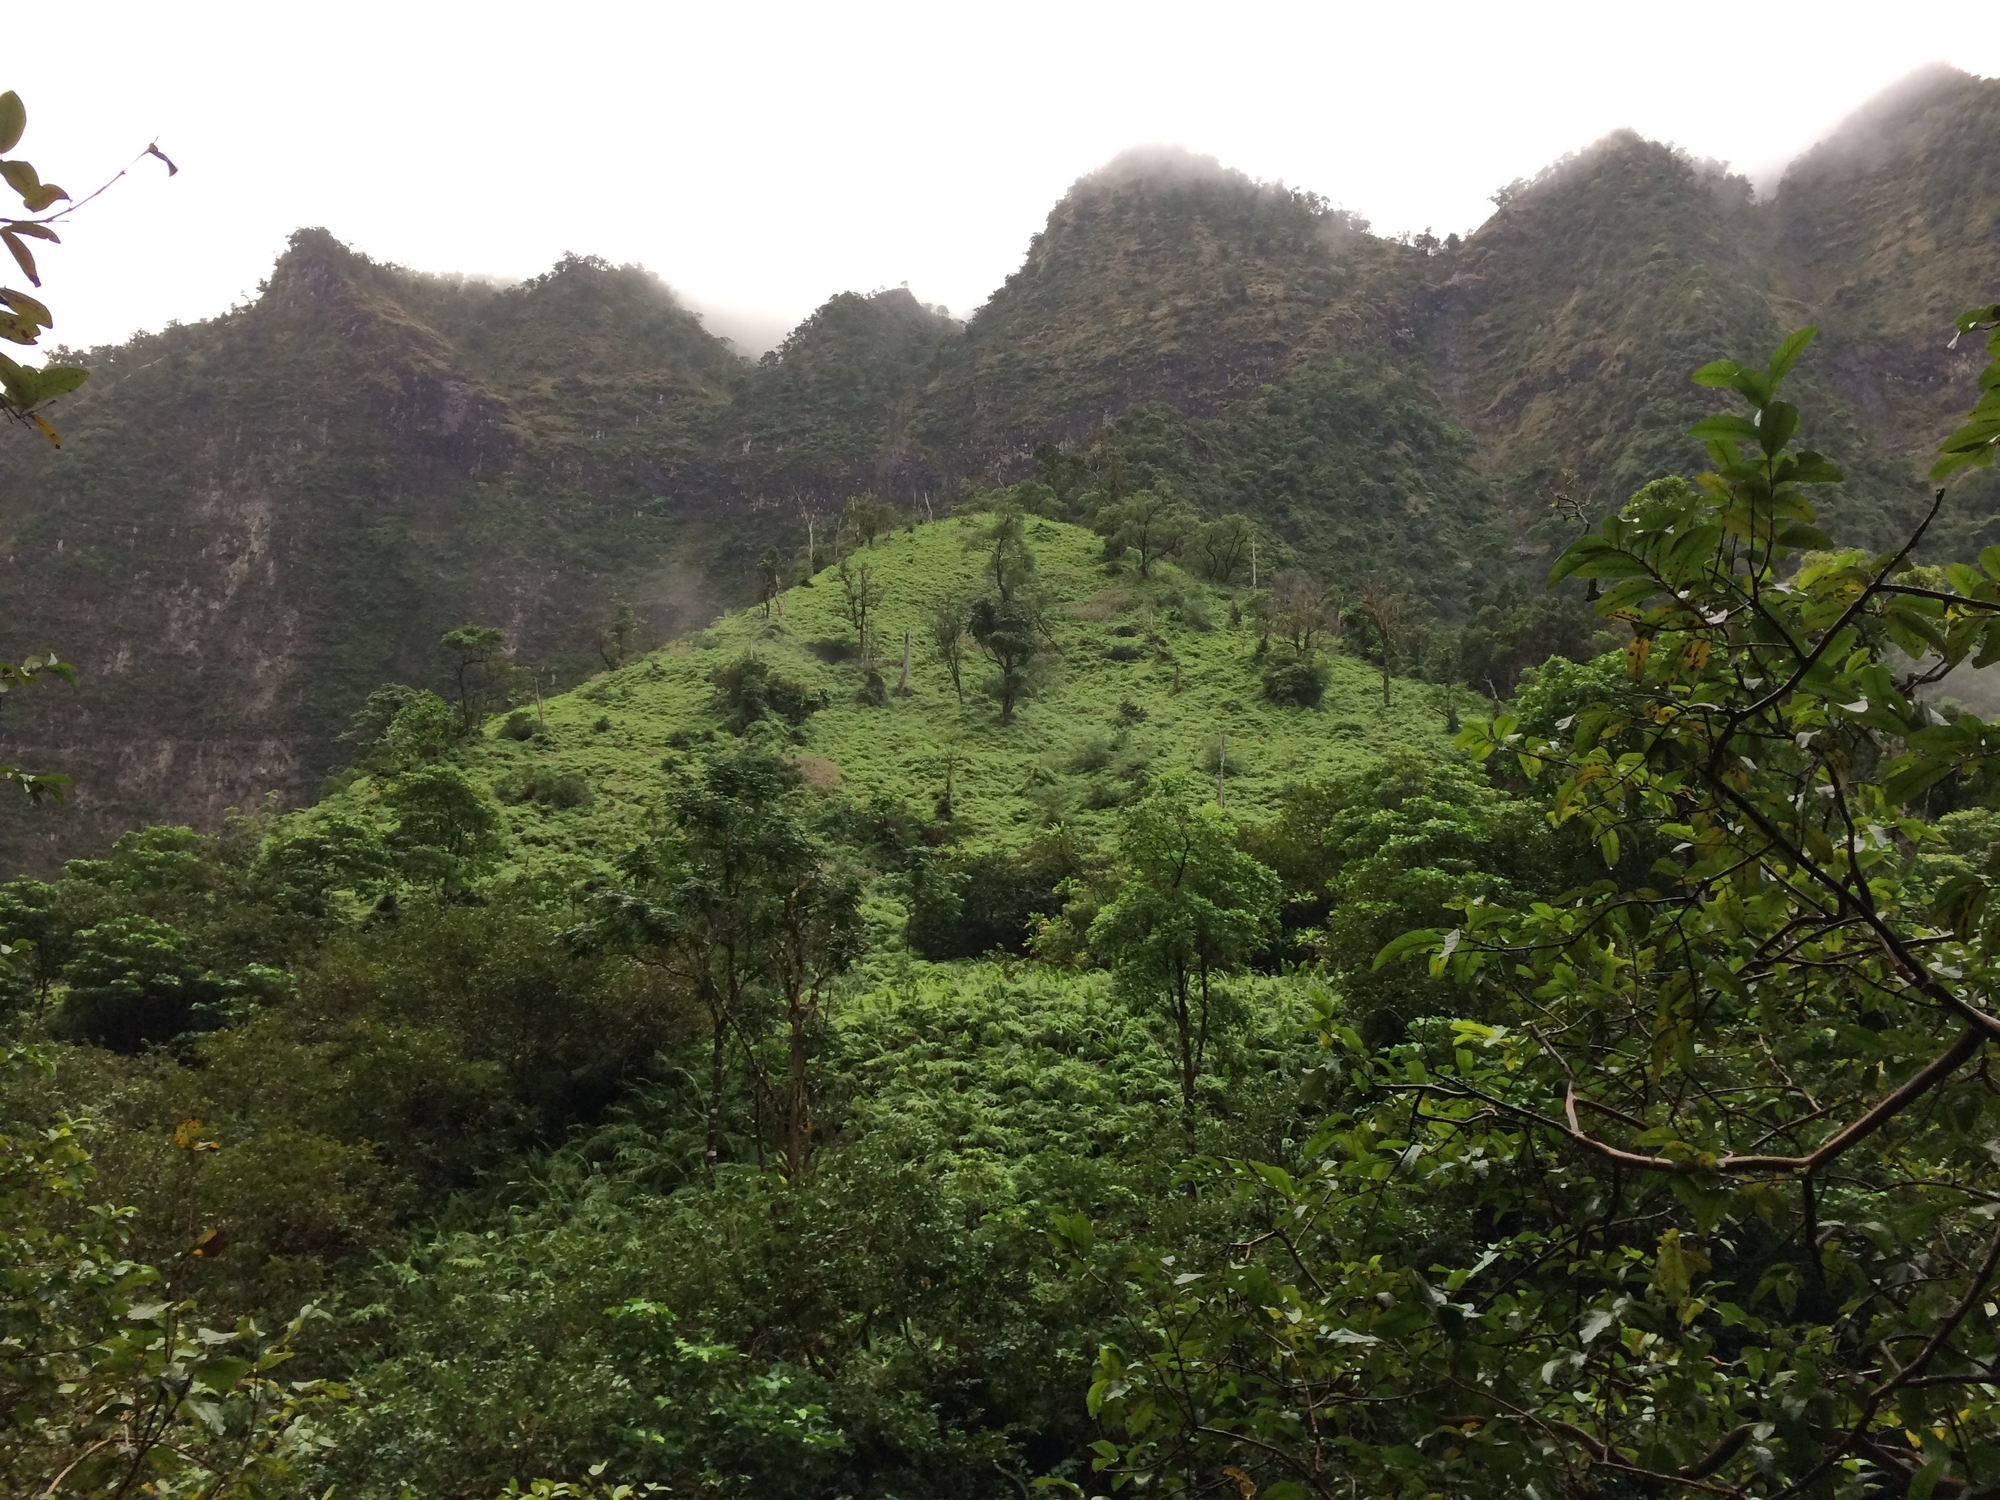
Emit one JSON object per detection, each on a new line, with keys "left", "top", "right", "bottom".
{"left": 6, "top": 68, "right": 2000, "bottom": 1500}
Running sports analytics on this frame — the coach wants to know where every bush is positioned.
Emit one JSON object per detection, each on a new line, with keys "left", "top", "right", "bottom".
{"left": 500, "top": 711, "right": 536, "bottom": 741}
{"left": 709, "top": 654, "right": 828, "bottom": 735}
{"left": 495, "top": 770, "right": 592, "bottom": 809}
{"left": 904, "top": 848, "right": 1072, "bottom": 959}
{"left": 1262, "top": 658, "right": 1329, "bottom": 708}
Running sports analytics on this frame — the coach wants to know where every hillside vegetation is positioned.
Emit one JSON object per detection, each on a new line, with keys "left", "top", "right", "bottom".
{"left": 11, "top": 293, "right": 2000, "bottom": 1495}
{"left": 0, "top": 68, "right": 1995, "bottom": 867}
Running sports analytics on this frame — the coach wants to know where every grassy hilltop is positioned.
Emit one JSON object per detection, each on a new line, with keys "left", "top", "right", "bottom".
{"left": 332, "top": 514, "right": 1452, "bottom": 883}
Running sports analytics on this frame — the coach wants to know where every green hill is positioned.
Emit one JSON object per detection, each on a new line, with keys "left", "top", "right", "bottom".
{"left": 318, "top": 514, "right": 1452, "bottom": 883}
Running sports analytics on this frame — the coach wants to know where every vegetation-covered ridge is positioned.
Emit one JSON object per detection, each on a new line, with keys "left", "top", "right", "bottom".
{"left": 1, "top": 67, "right": 1995, "bottom": 867}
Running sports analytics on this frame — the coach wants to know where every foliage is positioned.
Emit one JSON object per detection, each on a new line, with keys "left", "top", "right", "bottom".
{"left": 707, "top": 653, "right": 827, "bottom": 736}
{"left": 385, "top": 764, "right": 505, "bottom": 894}
{"left": 0, "top": 1045, "right": 344, "bottom": 1497}
{"left": 970, "top": 594, "right": 1039, "bottom": 725}
{"left": 0, "top": 89, "right": 89, "bottom": 447}
{"left": 1933, "top": 300, "right": 2000, "bottom": 479}
{"left": 1080, "top": 327, "right": 2000, "bottom": 1499}
{"left": 1260, "top": 657, "right": 1328, "bottom": 708}
{"left": 1087, "top": 782, "right": 1278, "bottom": 1150}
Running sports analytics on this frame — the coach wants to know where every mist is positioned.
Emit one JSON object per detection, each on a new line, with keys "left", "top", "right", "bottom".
{"left": 13, "top": 0, "right": 1997, "bottom": 354}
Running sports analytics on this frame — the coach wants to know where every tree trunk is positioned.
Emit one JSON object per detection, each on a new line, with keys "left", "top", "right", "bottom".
{"left": 1175, "top": 971, "right": 1197, "bottom": 1158}
{"left": 786, "top": 983, "right": 810, "bottom": 1178}
{"left": 706, "top": 1004, "right": 727, "bottom": 1179}
{"left": 895, "top": 630, "right": 913, "bottom": 696}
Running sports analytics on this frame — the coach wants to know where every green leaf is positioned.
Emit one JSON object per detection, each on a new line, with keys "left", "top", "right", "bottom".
{"left": 1981, "top": 546, "right": 2000, "bottom": 580}
{"left": 1908, "top": 1457, "right": 1948, "bottom": 1500}
{"left": 1768, "top": 326, "right": 1817, "bottom": 383}
{"left": 0, "top": 287, "right": 50, "bottom": 326}
{"left": 0, "top": 230, "right": 39, "bottom": 286}
{"left": 1691, "top": 360, "right": 1741, "bottom": 388}
{"left": 1758, "top": 401, "right": 1800, "bottom": 456}
{"left": 190, "top": 1354, "right": 252, "bottom": 1393}
{"left": 1688, "top": 414, "right": 1760, "bottom": 444}
{"left": 0, "top": 92, "right": 24, "bottom": 155}
{"left": 1372, "top": 1301, "right": 1430, "bottom": 1337}
{"left": 1776, "top": 522, "right": 1832, "bottom": 550}
{"left": 1934, "top": 872, "right": 1990, "bottom": 940}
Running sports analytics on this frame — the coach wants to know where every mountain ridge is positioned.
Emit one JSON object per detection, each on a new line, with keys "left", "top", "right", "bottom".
{"left": 0, "top": 65, "right": 1993, "bottom": 870}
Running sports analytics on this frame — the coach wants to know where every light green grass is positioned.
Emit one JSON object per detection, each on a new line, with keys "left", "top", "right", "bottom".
{"left": 329, "top": 516, "right": 1455, "bottom": 875}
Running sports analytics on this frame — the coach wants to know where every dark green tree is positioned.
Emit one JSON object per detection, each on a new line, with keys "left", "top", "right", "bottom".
{"left": 968, "top": 596, "right": 1037, "bottom": 725}
{"left": 439, "top": 625, "right": 513, "bottom": 736}
{"left": 596, "top": 598, "right": 638, "bottom": 669}
{"left": 1194, "top": 513, "right": 1256, "bottom": 584}
{"left": 1095, "top": 490, "right": 1197, "bottom": 578}
{"left": 385, "top": 764, "right": 504, "bottom": 896}
{"left": 1082, "top": 322, "right": 2000, "bottom": 1500}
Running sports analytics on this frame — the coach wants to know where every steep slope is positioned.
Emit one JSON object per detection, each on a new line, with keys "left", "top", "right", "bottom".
{"left": 0, "top": 232, "right": 755, "bottom": 871}
{"left": 2, "top": 68, "right": 1994, "bottom": 873}
{"left": 1771, "top": 64, "right": 2000, "bottom": 549}
{"left": 719, "top": 286, "right": 960, "bottom": 503}
{"left": 914, "top": 149, "right": 1425, "bottom": 469}
{"left": 1425, "top": 131, "right": 1784, "bottom": 529}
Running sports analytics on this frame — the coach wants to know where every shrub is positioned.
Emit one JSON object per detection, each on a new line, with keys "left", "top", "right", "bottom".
{"left": 709, "top": 654, "right": 828, "bottom": 736}
{"left": 500, "top": 711, "right": 535, "bottom": 741}
{"left": 1262, "top": 658, "right": 1329, "bottom": 708}
{"left": 495, "top": 770, "right": 592, "bottom": 809}
{"left": 904, "top": 847, "right": 1073, "bottom": 958}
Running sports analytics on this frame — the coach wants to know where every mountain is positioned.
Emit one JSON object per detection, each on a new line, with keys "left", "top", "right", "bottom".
{"left": 0, "top": 232, "right": 764, "bottom": 868}
{"left": 0, "top": 67, "right": 1994, "bottom": 870}
{"left": 720, "top": 286, "right": 960, "bottom": 502}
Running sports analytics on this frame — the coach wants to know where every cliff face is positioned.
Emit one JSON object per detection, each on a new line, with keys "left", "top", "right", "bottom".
{"left": 0, "top": 233, "right": 751, "bottom": 867}
{"left": 0, "top": 69, "right": 1994, "bottom": 870}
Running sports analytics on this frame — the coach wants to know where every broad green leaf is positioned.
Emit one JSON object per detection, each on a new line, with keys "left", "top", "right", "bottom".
{"left": 1767, "top": 325, "right": 1816, "bottom": 383}
{"left": 1776, "top": 521, "right": 1832, "bottom": 550}
{"left": 1691, "top": 359, "right": 1741, "bottom": 388}
{"left": 1688, "top": 413, "right": 1760, "bottom": 444}
{"left": 1758, "top": 400, "right": 1800, "bottom": 456}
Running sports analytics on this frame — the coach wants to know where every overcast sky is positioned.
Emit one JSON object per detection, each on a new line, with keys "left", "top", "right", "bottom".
{"left": 14, "top": 0, "right": 1997, "bottom": 355}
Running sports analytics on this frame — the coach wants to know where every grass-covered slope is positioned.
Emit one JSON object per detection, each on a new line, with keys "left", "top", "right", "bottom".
{"left": 324, "top": 516, "right": 1452, "bottom": 879}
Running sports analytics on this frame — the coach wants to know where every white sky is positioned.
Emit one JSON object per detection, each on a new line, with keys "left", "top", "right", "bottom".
{"left": 14, "top": 0, "right": 1998, "bottom": 355}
